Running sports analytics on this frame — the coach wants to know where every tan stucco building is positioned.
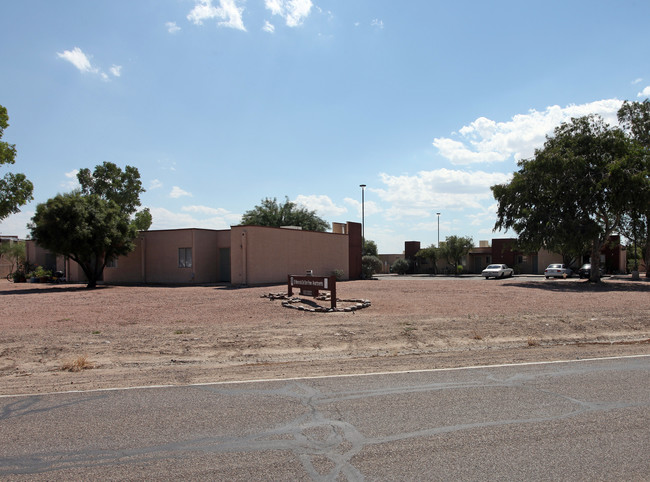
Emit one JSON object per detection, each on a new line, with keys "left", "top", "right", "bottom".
{"left": 26, "top": 222, "right": 362, "bottom": 286}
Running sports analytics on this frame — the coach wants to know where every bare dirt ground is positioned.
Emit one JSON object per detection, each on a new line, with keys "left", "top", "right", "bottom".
{"left": 1, "top": 276, "right": 649, "bottom": 396}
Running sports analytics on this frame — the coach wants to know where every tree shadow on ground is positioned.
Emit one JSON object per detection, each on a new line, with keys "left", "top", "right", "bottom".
{"left": 508, "top": 279, "right": 650, "bottom": 293}
{"left": 0, "top": 284, "right": 107, "bottom": 295}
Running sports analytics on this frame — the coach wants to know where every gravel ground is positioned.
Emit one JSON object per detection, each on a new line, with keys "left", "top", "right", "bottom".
{"left": 1, "top": 276, "right": 649, "bottom": 396}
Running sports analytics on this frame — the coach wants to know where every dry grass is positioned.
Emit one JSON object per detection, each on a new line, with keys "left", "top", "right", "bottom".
{"left": 527, "top": 336, "right": 540, "bottom": 347}
{"left": 61, "top": 355, "right": 95, "bottom": 372}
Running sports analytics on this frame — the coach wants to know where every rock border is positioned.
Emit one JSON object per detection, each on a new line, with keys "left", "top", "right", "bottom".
{"left": 261, "top": 293, "right": 371, "bottom": 313}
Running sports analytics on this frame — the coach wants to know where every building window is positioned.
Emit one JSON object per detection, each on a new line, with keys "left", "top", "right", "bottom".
{"left": 178, "top": 248, "right": 192, "bottom": 268}
{"left": 106, "top": 257, "right": 118, "bottom": 268}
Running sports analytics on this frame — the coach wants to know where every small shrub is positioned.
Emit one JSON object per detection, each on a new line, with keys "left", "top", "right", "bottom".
{"left": 527, "top": 336, "right": 539, "bottom": 346}
{"left": 362, "top": 255, "right": 382, "bottom": 279}
{"left": 61, "top": 355, "right": 95, "bottom": 372}
{"left": 33, "top": 265, "right": 52, "bottom": 278}
{"left": 332, "top": 269, "right": 345, "bottom": 281}
{"left": 391, "top": 258, "right": 410, "bottom": 275}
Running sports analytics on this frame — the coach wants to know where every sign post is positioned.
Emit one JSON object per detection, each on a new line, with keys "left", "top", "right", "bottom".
{"left": 288, "top": 275, "right": 337, "bottom": 309}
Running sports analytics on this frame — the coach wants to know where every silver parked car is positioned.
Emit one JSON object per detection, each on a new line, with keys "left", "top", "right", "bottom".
{"left": 544, "top": 263, "right": 572, "bottom": 279}
{"left": 482, "top": 264, "right": 514, "bottom": 279}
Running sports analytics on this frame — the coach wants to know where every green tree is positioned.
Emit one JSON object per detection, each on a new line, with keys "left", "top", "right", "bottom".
{"left": 391, "top": 258, "right": 409, "bottom": 275}
{"left": 416, "top": 245, "right": 439, "bottom": 274}
{"left": 0, "top": 105, "right": 33, "bottom": 220}
{"left": 0, "top": 240, "right": 26, "bottom": 274}
{"left": 618, "top": 100, "right": 650, "bottom": 277}
{"left": 241, "top": 197, "right": 329, "bottom": 232}
{"left": 492, "top": 115, "right": 633, "bottom": 282}
{"left": 30, "top": 192, "right": 136, "bottom": 288}
{"left": 77, "top": 161, "right": 151, "bottom": 230}
{"left": 361, "top": 254, "right": 382, "bottom": 279}
{"left": 440, "top": 236, "right": 473, "bottom": 275}
{"left": 363, "top": 239, "right": 378, "bottom": 257}
{"left": 133, "top": 207, "right": 153, "bottom": 231}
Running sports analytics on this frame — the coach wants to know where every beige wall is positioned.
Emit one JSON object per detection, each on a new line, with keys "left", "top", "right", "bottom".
{"left": 104, "top": 229, "right": 231, "bottom": 284}
{"left": 103, "top": 236, "right": 144, "bottom": 284}
{"left": 26, "top": 223, "right": 358, "bottom": 286}
{"left": 25, "top": 240, "right": 85, "bottom": 282}
{"left": 230, "top": 225, "right": 350, "bottom": 285}
{"left": 538, "top": 249, "right": 562, "bottom": 271}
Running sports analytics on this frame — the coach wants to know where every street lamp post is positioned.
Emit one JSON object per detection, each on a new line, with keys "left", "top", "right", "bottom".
{"left": 360, "top": 184, "right": 366, "bottom": 249}
{"left": 436, "top": 212, "right": 441, "bottom": 248}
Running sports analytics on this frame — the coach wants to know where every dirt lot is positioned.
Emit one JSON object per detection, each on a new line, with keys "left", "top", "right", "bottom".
{"left": 1, "top": 276, "right": 649, "bottom": 396}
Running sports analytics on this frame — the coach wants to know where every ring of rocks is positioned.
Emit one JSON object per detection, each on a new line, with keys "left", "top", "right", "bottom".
{"left": 261, "top": 293, "right": 371, "bottom": 313}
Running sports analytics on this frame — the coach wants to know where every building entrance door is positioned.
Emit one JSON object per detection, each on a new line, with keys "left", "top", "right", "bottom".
{"left": 219, "top": 248, "right": 231, "bottom": 282}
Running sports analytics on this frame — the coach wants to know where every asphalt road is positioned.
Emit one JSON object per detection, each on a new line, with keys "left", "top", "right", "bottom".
{"left": 1, "top": 356, "right": 648, "bottom": 481}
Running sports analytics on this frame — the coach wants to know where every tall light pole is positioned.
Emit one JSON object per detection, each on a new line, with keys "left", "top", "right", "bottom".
{"left": 360, "top": 184, "right": 366, "bottom": 249}
{"left": 436, "top": 212, "right": 441, "bottom": 248}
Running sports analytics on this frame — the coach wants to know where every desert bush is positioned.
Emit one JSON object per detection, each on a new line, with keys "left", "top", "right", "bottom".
{"left": 61, "top": 355, "right": 95, "bottom": 372}
{"left": 391, "top": 258, "right": 410, "bottom": 275}
{"left": 362, "top": 255, "right": 382, "bottom": 279}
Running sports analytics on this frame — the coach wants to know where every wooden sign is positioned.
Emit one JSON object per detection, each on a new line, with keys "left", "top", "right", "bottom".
{"left": 288, "top": 275, "right": 337, "bottom": 309}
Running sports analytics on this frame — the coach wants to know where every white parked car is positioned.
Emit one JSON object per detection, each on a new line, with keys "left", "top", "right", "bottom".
{"left": 482, "top": 264, "right": 514, "bottom": 279}
{"left": 545, "top": 264, "right": 572, "bottom": 279}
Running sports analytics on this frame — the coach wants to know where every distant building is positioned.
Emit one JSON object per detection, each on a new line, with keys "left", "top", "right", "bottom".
{"left": 380, "top": 236, "right": 627, "bottom": 275}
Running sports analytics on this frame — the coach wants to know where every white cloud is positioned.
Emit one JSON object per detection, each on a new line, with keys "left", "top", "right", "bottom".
{"left": 374, "top": 168, "right": 512, "bottom": 221}
{"left": 182, "top": 205, "right": 233, "bottom": 217}
{"left": 149, "top": 179, "right": 163, "bottom": 190}
{"left": 187, "top": 0, "right": 246, "bottom": 31}
{"left": 637, "top": 86, "right": 650, "bottom": 98}
{"left": 632, "top": 78, "right": 643, "bottom": 85}
{"left": 0, "top": 209, "right": 34, "bottom": 238}
{"left": 294, "top": 194, "right": 347, "bottom": 218}
{"left": 433, "top": 99, "right": 624, "bottom": 165}
{"left": 62, "top": 169, "right": 80, "bottom": 190}
{"left": 170, "top": 186, "right": 192, "bottom": 198}
{"left": 57, "top": 47, "right": 120, "bottom": 81}
{"left": 371, "top": 18, "right": 384, "bottom": 29}
{"left": 265, "top": 0, "right": 313, "bottom": 27}
{"left": 57, "top": 47, "right": 97, "bottom": 74}
{"left": 263, "top": 20, "right": 275, "bottom": 33}
{"left": 343, "top": 197, "right": 382, "bottom": 218}
{"left": 149, "top": 206, "right": 240, "bottom": 230}
{"left": 166, "top": 21, "right": 181, "bottom": 34}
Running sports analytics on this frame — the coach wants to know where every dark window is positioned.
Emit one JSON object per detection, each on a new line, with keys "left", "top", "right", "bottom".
{"left": 178, "top": 248, "right": 192, "bottom": 268}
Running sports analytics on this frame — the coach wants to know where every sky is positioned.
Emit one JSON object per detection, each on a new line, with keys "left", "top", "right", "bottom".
{"left": 1, "top": 0, "right": 649, "bottom": 254}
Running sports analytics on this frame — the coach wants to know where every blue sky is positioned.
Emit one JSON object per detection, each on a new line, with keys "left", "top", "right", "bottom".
{"left": 1, "top": 0, "right": 649, "bottom": 253}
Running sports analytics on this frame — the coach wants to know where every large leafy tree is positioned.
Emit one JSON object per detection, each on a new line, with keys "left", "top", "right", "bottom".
{"left": 30, "top": 163, "right": 146, "bottom": 288}
{"left": 0, "top": 105, "right": 33, "bottom": 220}
{"left": 617, "top": 100, "right": 650, "bottom": 277}
{"left": 77, "top": 161, "right": 151, "bottom": 230}
{"left": 241, "top": 197, "right": 329, "bottom": 232}
{"left": 30, "top": 192, "right": 136, "bottom": 288}
{"left": 416, "top": 244, "right": 439, "bottom": 274}
{"left": 492, "top": 115, "right": 633, "bottom": 282}
{"left": 441, "top": 235, "right": 473, "bottom": 275}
